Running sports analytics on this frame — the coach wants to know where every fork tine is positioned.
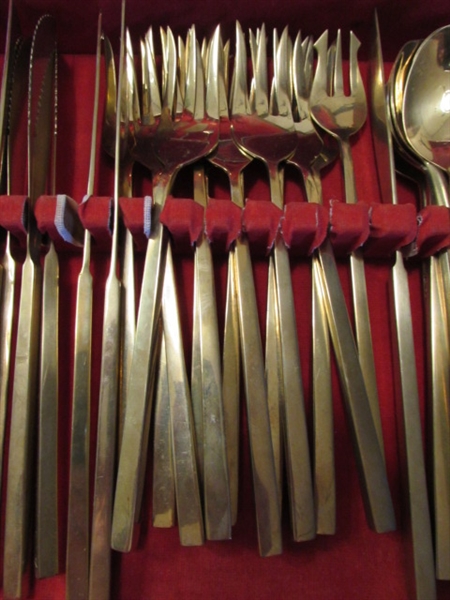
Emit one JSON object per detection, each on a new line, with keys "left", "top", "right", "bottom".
{"left": 223, "top": 39, "right": 230, "bottom": 93}
{"left": 230, "top": 21, "right": 248, "bottom": 116}
{"left": 125, "top": 29, "right": 140, "bottom": 123}
{"left": 140, "top": 37, "right": 151, "bottom": 124}
{"left": 184, "top": 26, "right": 196, "bottom": 115}
{"left": 311, "top": 30, "right": 329, "bottom": 97}
{"left": 349, "top": 31, "right": 365, "bottom": 101}
{"left": 178, "top": 35, "right": 186, "bottom": 102}
{"left": 161, "top": 27, "right": 177, "bottom": 114}
{"left": 142, "top": 28, "right": 161, "bottom": 123}
{"left": 333, "top": 29, "right": 344, "bottom": 95}
{"left": 254, "top": 23, "right": 269, "bottom": 116}
{"left": 275, "top": 27, "right": 292, "bottom": 118}
{"left": 302, "top": 36, "right": 314, "bottom": 94}
{"left": 206, "top": 26, "right": 221, "bottom": 120}
{"left": 194, "top": 39, "right": 205, "bottom": 120}
{"left": 327, "top": 39, "right": 337, "bottom": 95}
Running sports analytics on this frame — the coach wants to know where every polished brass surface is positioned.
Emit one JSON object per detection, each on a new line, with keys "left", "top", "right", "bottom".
{"left": 3, "top": 13, "right": 57, "bottom": 599}
{"left": 371, "top": 13, "right": 437, "bottom": 597}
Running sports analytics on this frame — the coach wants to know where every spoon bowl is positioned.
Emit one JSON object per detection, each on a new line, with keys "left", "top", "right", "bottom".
{"left": 402, "top": 26, "right": 450, "bottom": 176}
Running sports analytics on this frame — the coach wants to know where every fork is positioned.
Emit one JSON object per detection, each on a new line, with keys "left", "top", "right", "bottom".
{"left": 309, "top": 31, "right": 385, "bottom": 461}
{"left": 207, "top": 29, "right": 278, "bottom": 539}
{"left": 112, "top": 24, "right": 219, "bottom": 551}
{"left": 286, "top": 32, "right": 335, "bottom": 534}
{"left": 309, "top": 30, "right": 396, "bottom": 532}
{"left": 232, "top": 23, "right": 315, "bottom": 544}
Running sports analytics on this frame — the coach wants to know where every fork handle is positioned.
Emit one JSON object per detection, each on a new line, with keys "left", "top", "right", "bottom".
{"left": 235, "top": 236, "right": 283, "bottom": 556}
{"left": 318, "top": 239, "right": 396, "bottom": 533}
{"left": 339, "top": 138, "right": 358, "bottom": 205}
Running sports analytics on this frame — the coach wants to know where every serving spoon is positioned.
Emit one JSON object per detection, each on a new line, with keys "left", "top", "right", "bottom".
{"left": 394, "top": 27, "right": 450, "bottom": 581}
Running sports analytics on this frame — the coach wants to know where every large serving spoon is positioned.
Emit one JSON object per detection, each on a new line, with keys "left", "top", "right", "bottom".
{"left": 396, "top": 27, "right": 450, "bottom": 582}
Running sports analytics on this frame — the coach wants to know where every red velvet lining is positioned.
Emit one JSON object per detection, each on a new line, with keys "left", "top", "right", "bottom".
{"left": 281, "top": 202, "right": 329, "bottom": 256}
{"left": 160, "top": 195, "right": 204, "bottom": 254}
{"left": 329, "top": 201, "right": 370, "bottom": 256}
{"left": 363, "top": 202, "right": 418, "bottom": 258}
{"left": 205, "top": 198, "right": 242, "bottom": 253}
{"left": 0, "top": 194, "right": 28, "bottom": 246}
{"left": 416, "top": 205, "right": 450, "bottom": 258}
{"left": 4, "top": 195, "right": 449, "bottom": 260}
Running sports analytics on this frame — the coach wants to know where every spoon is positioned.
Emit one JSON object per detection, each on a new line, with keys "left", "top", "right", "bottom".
{"left": 396, "top": 27, "right": 450, "bottom": 582}
{"left": 402, "top": 26, "right": 450, "bottom": 186}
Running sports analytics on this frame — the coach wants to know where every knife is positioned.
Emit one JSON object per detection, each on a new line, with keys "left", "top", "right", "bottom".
{"left": 370, "top": 11, "right": 436, "bottom": 600}
{"left": 3, "top": 13, "right": 57, "bottom": 600}
{"left": 36, "top": 26, "right": 59, "bottom": 581}
{"left": 0, "top": 0, "right": 23, "bottom": 505}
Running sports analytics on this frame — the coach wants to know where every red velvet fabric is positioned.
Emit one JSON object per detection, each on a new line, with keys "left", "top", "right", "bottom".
{"left": 0, "top": 195, "right": 28, "bottom": 246}
{"left": 416, "top": 205, "right": 450, "bottom": 257}
{"left": 0, "top": 4, "right": 450, "bottom": 600}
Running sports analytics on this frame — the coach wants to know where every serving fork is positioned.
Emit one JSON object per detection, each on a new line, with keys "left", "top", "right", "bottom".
{"left": 112, "top": 24, "right": 220, "bottom": 551}
{"left": 231, "top": 23, "right": 315, "bottom": 544}
{"left": 308, "top": 30, "right": 396, "bottom": 533}
{"left": 207, "top": 28, "right": 281, "bottom": 544}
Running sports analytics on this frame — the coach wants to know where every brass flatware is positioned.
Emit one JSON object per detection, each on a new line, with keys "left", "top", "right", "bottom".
{"left": 3, "top": 13, "right": 57, "bottom": 598}
{"left": 309, "top": 29, "right": 395, "bottom": 533}
{"left": 36, "top": 31, "right": 59, "bottom": 581}
{"left": 112, "top": 21, "right": 220, "bottom": 551}
{"left": 0, "top": 0, "right": 22, "bottom": 503}
{"left": 397, "top": 24, "right": 450, "bottom": 582}
{"left": 66, "top": 13, "right": 103, "bottom": 600}
{"left": 88, "top": 1, "right": 125, "bottom": 598}
{"left": 371, "top": 13, "right": 436, "bottom": 598}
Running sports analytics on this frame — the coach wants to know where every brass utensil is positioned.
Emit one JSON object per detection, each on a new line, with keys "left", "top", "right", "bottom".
{"left": 309, "top": 29, "right": 395, "bottom": 533}
{"left": 112, "top": 23, "right": 219, "bottom": 551}
{"left": 3, "top": 13, "right": 57, "bottom": 599}
{"left": 310, "top": 30, "right": 385, "bottom": 461}
{"left": 0, "top": 0, "right": 22, "bottom": 504}
{"left": 397, "top": 26, "right": 450, "bottom": 581}
{"left": 36, "top": 32, "right": 59, "bottom": 581}
{"left": 287, "top": 33, "right": 335, "bottom": 534}
{"left": 66, "top": 13, "right": 103, "bottom": 600}
{"left": 232, "top": 22, "right": 315, "bottom": 546}
{"left": 371, "top": 13, "right": 436, "bottom": 598}
{"left": 88, "top": 1, "right": 125, "bottom": 597}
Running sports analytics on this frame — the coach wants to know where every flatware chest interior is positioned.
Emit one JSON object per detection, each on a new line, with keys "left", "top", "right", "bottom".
{"left": 0, "top": 1, "right": 449, "bottom": 599}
